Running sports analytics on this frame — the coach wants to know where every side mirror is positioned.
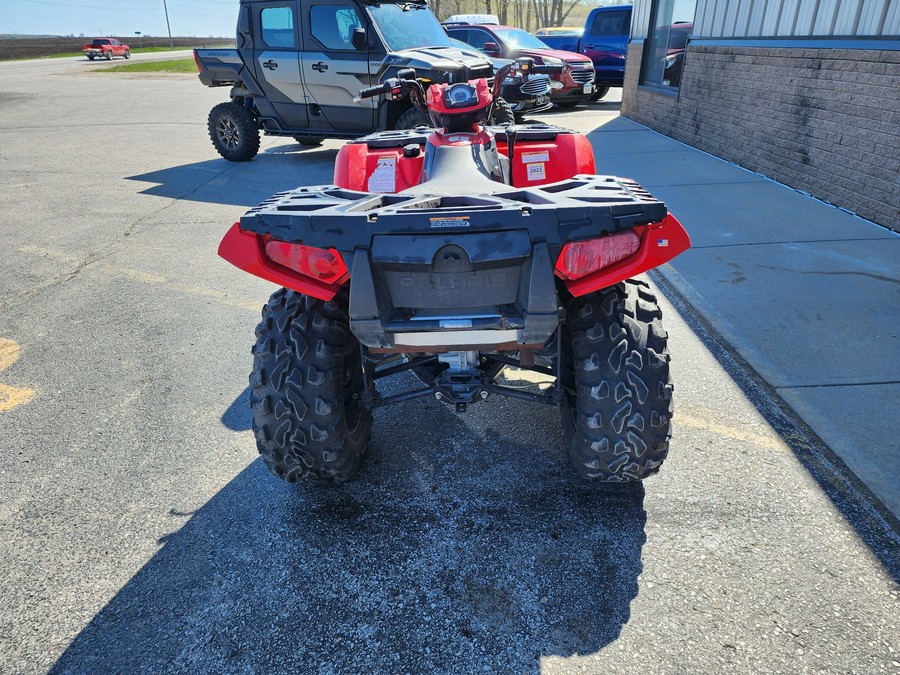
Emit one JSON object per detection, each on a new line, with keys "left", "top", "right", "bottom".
{"left": 482, "top": 41, "right": 501, "bottom": 55}
{"left": 352, "top": 28, "right": 367, "bottom": 52}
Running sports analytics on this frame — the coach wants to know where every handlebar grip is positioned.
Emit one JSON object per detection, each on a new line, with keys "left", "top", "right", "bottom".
{"left": 532, "top": 64, "right": 565, "bottom": 74}
{"left": 357, "top": 83, "right": 389, "bottom": 99}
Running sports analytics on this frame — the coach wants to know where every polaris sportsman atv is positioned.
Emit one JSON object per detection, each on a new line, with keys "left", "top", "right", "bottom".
{"left": 219, "top": 59, "right": 691, "bottom": 484}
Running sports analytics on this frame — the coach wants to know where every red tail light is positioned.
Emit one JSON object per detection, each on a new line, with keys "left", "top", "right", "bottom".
{"left": 193, "top": 50, "right": 202, "bottom": 73}
{"left": 264, "top": 240, "right": 349, "bottom": 285}
{"left": 555, "top": 230, "right": 640, "bottom": 280}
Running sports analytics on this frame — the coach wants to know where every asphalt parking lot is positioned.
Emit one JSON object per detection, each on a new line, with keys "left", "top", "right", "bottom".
{"left": 0, "top": 55, "right": 897, "bottom": 673}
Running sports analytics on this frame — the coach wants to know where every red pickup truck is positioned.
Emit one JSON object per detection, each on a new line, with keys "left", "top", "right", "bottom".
{"left": 83, "top": 38, "right": 131, "bottom": 61}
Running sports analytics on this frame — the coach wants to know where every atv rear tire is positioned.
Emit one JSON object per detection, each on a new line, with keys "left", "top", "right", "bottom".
{"left": 250, "top": 289, "right": 373, "bottom": 484}
{"left": 561, "top": 279, "right": 673, "bottom": 481}
{"left": 208, "top": 101, "right": 260, "bottom": 162}
{"left": 489, "top": 98, "right": 515, "bottom": 125}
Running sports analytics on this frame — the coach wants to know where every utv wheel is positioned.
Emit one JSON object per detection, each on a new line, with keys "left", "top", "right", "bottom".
{"left": 395, "top": 106, "right": 432, "bottom": 129}
{"left": 591, "top": 86, "right": 610, "bottom": 101}
{"left": 489, "top": 97, "right": 515, "bottom": 125}
{"left": 561, "top": 279, "right": 673, "bottom": 481}
{"left": 208, "top": 101, "right": 260, "bottom": 162}
{"left": 250, "top": 289, "right": 373, "bottom": 484}
{"left": 87, "top": 55, "right": 95, "bottom": 61}
{"left": 124, "top": 49, "right": 131, "bottom": 59}
{"left": 294, "top": 135, "right": 324, "bottom": 146}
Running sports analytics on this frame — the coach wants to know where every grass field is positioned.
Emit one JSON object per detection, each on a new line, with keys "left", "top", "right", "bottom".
{"left": 97, "top": 58, "right": 197, "bottom": 73}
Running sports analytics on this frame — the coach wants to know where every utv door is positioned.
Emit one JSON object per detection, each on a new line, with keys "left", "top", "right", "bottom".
{"left": 248, "top": 2, "right": 309, "bottom": 130}
{"left": 301, "top": 0, "right": 375, "bottom": 132}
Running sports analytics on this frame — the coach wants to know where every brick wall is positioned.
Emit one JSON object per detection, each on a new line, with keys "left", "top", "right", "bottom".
{"left": 621, "top": 43, "right": 900, "bottom": 230}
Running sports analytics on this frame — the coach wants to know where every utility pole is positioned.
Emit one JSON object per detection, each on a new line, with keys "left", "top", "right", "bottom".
{"left": 162, "top": 0, "right": 173, "bottom": 48}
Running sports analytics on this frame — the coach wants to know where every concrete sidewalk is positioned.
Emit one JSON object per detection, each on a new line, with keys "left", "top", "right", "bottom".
{"left": 588, "top": 116, "right": 899, "bottom": 520}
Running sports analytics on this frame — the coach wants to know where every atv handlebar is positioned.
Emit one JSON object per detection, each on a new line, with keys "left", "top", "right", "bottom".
{"left": 354, "top": 60, "right": 552, "bottom": 118}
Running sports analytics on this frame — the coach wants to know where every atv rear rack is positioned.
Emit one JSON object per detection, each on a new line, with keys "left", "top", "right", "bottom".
{"left": 238, "top": 174, "right": 668, "bottom": 253}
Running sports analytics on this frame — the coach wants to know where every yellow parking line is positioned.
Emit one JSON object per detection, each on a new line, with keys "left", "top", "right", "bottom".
{"left": 0, "top": 339, "right": 36, "bottom": 413}
{"left": 676, "top": 412, "right": 789, "bottom": 452}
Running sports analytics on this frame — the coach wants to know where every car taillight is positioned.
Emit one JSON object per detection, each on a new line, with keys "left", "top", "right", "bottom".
{"left": 555, "top": 230, "right": 640, "bottom": 280}
{"left": 264, "top": 240, "right": 349, "bottom": 285}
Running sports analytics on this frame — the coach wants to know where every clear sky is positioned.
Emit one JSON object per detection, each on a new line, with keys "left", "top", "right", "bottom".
{"left": 0, "top": 0, "right": 238, "bottom": 38}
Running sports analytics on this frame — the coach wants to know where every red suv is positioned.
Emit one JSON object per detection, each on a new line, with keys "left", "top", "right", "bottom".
{"left": 445, "top": 24, "right": 595, "bottom": 108}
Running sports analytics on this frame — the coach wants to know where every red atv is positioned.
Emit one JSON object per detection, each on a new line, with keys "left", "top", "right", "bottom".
{"left": 219, "top": 60, "right": 690, "bottom": 484}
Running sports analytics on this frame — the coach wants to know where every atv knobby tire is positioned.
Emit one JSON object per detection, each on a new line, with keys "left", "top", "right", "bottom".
{"left": 562, "top": 279, "right": 673, "bottom": 481}
{"left": 208, "top": 101, "right": 260, "bottom": 162}
{"left": 250, "top": 289, "right": 373, "bottom": 484}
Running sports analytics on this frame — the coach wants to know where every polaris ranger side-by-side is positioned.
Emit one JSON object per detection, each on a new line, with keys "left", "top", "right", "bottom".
{"left": 194, "top": 0, "right": 515, "bottom": 161}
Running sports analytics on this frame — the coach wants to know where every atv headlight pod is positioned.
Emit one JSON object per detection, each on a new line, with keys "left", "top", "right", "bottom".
{"left": 264, "top": 239, "right": 349, "bottom": 285}
{"left": 554, "top": 230, "right": 640, "bottom": 280}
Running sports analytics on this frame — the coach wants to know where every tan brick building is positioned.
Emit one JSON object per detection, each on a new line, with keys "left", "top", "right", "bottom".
{"left": 621, "top": 0, "right": 899, "bottom": 230}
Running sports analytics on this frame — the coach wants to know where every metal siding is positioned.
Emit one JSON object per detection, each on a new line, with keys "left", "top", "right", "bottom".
{"left": 632, "top": 0, "right": 894, "bottom": 40}
{"left": 812, "top": 0, "right": 839, "bottom": 34}
{"left": 794, "top": 0, "right": 818, "bottom": 35}
{"left": 777, "top": 0, "right": 801, "bottom": 34}
{"left": 735, "top": 0, "right": 755, "bottom": 35}
{"left": 633, "top": 0, "right": 651, "bottom": 40}
{"left": 761, "top": 0, "right": 783, "bottom": 33}
{"left": 886, "top": 0, "right": 900, "bottom": 34}
{"left": 857, "top": 0, "right": 883, "bottom": 34}
{"left": 693, "top": 0, "right": 715, "bottom": 36}
{"left": 747, "top": 0, "right": 769, "bottom": 35}
{"left": 834, "top": 0, "right": 862, "bottom": 33}
{"left": 716, "top": 2, "right": 733, "bottom": 35}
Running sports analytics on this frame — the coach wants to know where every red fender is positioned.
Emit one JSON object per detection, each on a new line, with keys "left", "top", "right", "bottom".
{"left": 217, "top": 223, "right": 344, "bottom": 301}
{"left": 559, "top": 214, "right": 691, "bottom": 297}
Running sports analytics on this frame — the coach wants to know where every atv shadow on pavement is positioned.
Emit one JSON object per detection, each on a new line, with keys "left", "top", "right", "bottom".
{"left": 52, "top": 387, "right": 647, "bottom": 673}
{"left": 124, "top": 146, "right": 340, "bottom": 208}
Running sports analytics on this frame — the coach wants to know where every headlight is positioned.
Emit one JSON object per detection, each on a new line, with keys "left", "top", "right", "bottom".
{"left": 541, "top": 56, "right": 564, "bottom": 67}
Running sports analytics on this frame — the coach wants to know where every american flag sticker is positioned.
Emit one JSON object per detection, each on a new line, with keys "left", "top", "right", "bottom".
{"left": 658, "top": 238, "right": 669, "bottom": 247}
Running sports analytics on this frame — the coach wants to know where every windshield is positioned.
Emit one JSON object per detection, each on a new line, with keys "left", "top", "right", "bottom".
{"left": 367, "top": 3, "right": 451, "bottom": 50}
{"left": 493, "top": 28, "right": 550, "bottom": 50}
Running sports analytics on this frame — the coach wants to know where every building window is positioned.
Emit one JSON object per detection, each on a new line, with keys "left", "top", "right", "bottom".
{"left": 641, "top": 0, "right": 696, "bottom": 89}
